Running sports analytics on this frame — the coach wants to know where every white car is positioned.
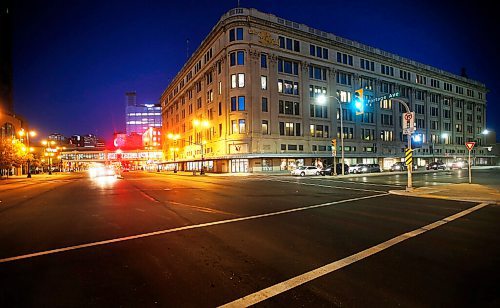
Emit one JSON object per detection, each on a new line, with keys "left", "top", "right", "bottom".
{"left": 291, "top": 166, "right": 321, "bottom": 177}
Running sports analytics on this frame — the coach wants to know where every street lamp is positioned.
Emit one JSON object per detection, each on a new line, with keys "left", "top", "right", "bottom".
{"left": 317, "top": 94, "right": 346, "bottom": 176}
{"left": 18, "top": 129, "right": 36, "bottom": 178}
{"left": 167, "top": 133, "right": 180, "bottom": 173}
{"left": 42, "top": 140, "right": 56, "bottom": 175}
{"left": 192, "top": 119, "right": 210, "bottom": 175}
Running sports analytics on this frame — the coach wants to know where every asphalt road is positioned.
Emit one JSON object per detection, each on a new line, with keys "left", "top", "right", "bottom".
{"left": 0, "top": 170, "right": 499, "bottom": 307}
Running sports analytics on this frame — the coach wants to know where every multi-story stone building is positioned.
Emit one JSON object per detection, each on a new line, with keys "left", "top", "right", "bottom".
{"left": 160, "top": 8, "right": 490, "bottom": 173}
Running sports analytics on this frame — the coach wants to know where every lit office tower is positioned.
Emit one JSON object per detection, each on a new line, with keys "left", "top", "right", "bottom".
{"left": 125, "top": 92, "right": 162, "bottom": 135}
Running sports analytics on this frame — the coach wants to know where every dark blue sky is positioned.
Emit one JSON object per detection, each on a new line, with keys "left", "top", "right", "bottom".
{"left": 12, "top": 0, "right": 499, "bottom": 142}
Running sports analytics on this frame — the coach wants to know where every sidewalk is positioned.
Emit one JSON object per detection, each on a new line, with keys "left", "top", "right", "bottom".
{"left": 389, "top": 183, "right": 500, "bottom": 204}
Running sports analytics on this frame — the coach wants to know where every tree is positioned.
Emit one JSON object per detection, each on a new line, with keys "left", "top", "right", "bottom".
{"left": 0, "top": 138, "right": 29, "bottom": 177}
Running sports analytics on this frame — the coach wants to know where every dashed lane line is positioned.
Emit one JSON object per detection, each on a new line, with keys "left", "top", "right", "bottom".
{"left": 0, "top": 193, "right": 388, "bottom": 264}
{"left": 219, "top": 201, "right": 491, "bottom": 307}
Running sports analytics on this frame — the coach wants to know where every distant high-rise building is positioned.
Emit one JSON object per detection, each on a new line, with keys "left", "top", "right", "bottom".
{"left": 125, "top": 91, "right": 137, "bottom": 107}
{"left": 48, "top": 133, "right": 68, "bottom": 145}
{"left": 125, "top": 92, "right": 162, "bottom": 135}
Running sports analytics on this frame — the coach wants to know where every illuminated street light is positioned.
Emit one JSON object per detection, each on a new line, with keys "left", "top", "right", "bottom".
{"left": 41, "top": 140, "right": 57, "bottom": 175}
{"left": 192, "top": 119, "right": 210, "bottom": 175}
{"left": 316, "top": 94, "right": 346, "bottom": 175}
{"left": 18, "top": 129, "right": 36, "bottom": 178}
{"left": 167, "top": 133, "right": 181, "bottom": 173}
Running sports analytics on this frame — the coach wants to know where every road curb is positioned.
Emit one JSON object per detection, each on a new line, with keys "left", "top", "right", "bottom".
{"left": 389, "top": 183, "right": 500, "bottom": 204}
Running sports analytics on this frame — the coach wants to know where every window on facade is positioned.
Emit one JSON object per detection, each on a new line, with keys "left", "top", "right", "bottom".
{"left": 310, "top": 44, "right": 328, "bottom": 59}
{"left": 237, "top": 96, "right": 245, "bottom": 111}
{"left": 278, "top": 79, "right": 299, "bottom": 95}
{"left": 261, "top": 76, "right": 267, "bottom": 90}
{"left": 336, "top": 72, "right": 352, "bottom": 85}
{"left": 309, "top": 65, "right": 327, "bottom": 80}
{"left": 230, "top": 73, "right": 245, "bottom": 88}
{"left": 231, "top": 120, "right": 237, "bottom": 134}
{"left": 229, "top": 51, "right": 245, "bottom": 66}
{"left": 278, "top": 59, "right": 299, "bottom": 75}
{"left": 278, "top": 36, "right": 300, "bottom": 52}
{"left": 231, "top": 97, "right": 237, "bottom": 111}
{"left": 262, "top": 120, "right": 269, "bottom": 134}
{"left": 380, "top": 130, "right": 394, "bottom": 141}
{"left": 229, "top": 28, "right": 243, "bottom": 41}
{"left": 361, "top": 128, "right": 375, "bottom": 140}
{"left": 279, "top": 100, "right": 300, "bottom": 115}
{"left": 360, "top": 59, "right": 375, "bottom": 71}
{"left": 381, "top": 64, "right": 394, "bottom": 76}
{"left": 380, "top": 99, "right": 392, "bottom": 109}
{"left": 309, "top": 85, "right": 327, "bottom": 98}
{"left": 381, "top": 114, "right": 393, "bottom": 125}
{"left": 415, "top": 104, "right": 425, "bottom": 114}
{"left": 261, "top": 54, "right": 267, "bottom": 68}
{"left": 338, "top": 127, "right": 354, "bottom": 139}
{"left": 337, "top": 90, "right": 351, "bottom": 103}
{"left": 262, "top": 97, "right": 268, "bottom": 112}
{"left": 309, "top": 124, "right": 329, "bottom": 138}
{"left": 239, "top": 119, "right": 246, "bottom": 133}
{"left": 336, "top": 52, "right": 353, "bottom": 65}
{"left": 416, "top": 74, "right": 427, "bottom": 85}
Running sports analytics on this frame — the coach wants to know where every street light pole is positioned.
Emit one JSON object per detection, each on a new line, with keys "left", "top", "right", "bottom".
{"left": 19, "top": 129, "right": 36, "bottom": 178}
{"left": 167, "top": 133, "right": 180, "bottom": 173}
{"left": 317, "top": 95, "right": 345, "bottom": 176}
{"left": 337, "top": 97, "right": 345, "bottom": 176}
{"left": 193, "top": 119, "right": 209, "bottom": 175}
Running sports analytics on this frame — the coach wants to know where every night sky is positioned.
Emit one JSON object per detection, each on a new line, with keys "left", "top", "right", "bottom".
{"left": 11, "top": 0, "right": 499, "bottom": 142}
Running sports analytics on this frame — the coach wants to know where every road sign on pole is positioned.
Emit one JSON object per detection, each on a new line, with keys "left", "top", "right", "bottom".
{"left": 402, "top": 112, "right": 415, "bottom": 135}
{"left": 465, "top": 142, "right": 475, "bottom": 151}
{"left": 465, "top": 142, "right": 475, "bottom": 184}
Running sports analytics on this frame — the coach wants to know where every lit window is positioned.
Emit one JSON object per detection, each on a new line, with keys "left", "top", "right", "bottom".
{"left": 261, "top": 76, "right": 267, "bottom": 90}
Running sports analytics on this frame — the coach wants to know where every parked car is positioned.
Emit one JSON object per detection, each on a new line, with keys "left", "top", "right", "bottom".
{"left": 291, "top": 166, "right": 321, "bottom": 177}
{"left": 349, "top": 164, "right": 365, "bottom": 174}
{"left": 426, "top": 161, "right": 447, "bottom": 170}
{"left": 366, "top": 164, "right": 382, "bottom": 173}
{"left": 320, "top": 165, "right": 334, "bottom": 176}
{"left": 335, "top": 163, "right": 350, "bottom": 175}
{"left": 390, "top": 162, "right": 407, "bottom": 172}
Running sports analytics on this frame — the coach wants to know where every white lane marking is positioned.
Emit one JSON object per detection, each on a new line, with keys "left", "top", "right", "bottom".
{"left": 219, "top": 202, "right": 491, "bottom": 307}
{"left": 316, "top": 179, "right": 404, "bottom": 188}
{"left": 269, "top": 179, "right": 387, "bottom": 193}
{"left": 0, "top": 193, "right": 388, "bottom": 264}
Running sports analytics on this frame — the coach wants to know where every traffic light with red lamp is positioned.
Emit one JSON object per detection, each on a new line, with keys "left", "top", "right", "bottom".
{"left": 353, "top": 88, "right": 364, "bottom": 115}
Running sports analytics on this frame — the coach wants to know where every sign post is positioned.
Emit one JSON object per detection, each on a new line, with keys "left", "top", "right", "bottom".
{"left": 331, "top": 139, "right": 337, "bottom": 175}
{"left": 465, "top": 142, "right": 475, "bottom": 184}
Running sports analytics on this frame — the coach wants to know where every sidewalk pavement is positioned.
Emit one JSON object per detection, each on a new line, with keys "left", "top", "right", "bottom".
{"left": 389, "top": 183, "right": 500, "bottom": 204}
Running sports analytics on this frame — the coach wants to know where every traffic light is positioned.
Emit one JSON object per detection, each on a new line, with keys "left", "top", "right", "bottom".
{"left": 331, "top": 139, "right": 337, "bottom": 148}
{"left": 353, "top": 88, "right": 364, "bottom": 115}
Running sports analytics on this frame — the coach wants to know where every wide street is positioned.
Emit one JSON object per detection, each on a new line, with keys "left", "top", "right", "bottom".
{"left": 0, "top": 168, "right": 499, "bottom": 307}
